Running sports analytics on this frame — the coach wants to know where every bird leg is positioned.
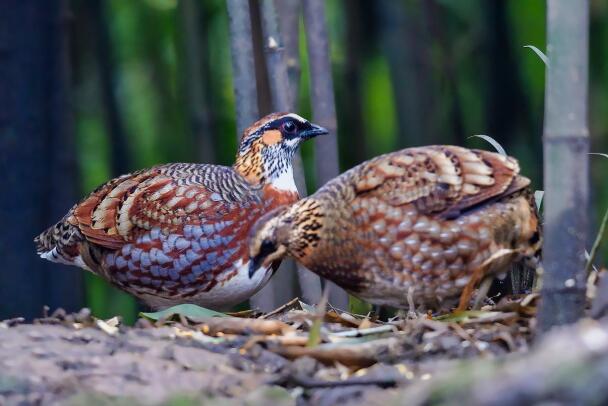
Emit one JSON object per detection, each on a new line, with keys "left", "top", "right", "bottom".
{"left": 457, "top": 268, "right": 484, "bottom": 312}
{"left": 472, "top": 275, "right": 495, "bottom": 310}
{"left": 457, "top": 248, "right": 519, "bottom": 312}
{"left": 406, "top": 286, "right": 418, "bottom": 319}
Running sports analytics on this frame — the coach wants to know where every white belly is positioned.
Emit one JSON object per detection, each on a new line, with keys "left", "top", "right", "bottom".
{"left": 139, "top": 259, "right": 274, "bottom": 310}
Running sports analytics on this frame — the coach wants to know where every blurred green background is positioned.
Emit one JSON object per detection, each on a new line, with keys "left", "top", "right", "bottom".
{"left": 72, "top": 0, "right": 608, "bottom": 322}
{"left": 2, "top": 0, "right": 606, "bottom": 322}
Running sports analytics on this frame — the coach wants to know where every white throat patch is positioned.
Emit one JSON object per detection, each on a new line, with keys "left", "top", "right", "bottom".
{"left": 270, "top": 165, "right": 298, "bottom": 192}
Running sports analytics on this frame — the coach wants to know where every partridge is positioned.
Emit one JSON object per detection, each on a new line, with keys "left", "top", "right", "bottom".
{"left": 35, "top": 112, "right": 327, "bottom": 309}
{"left": 249, "top": 146, "right": 541, "bottom": 311}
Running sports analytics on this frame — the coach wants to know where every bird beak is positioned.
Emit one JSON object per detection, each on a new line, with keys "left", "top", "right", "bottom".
{"left": 299, "top": 124, "right": 328, "bottom": 140}
{"left": 248, "top": 255, "right": 264, "bottom": 279}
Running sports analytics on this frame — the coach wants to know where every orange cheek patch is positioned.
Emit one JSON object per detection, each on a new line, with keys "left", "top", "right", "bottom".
{"left": 261, "top": 130, "right": 283, "bottom": 145}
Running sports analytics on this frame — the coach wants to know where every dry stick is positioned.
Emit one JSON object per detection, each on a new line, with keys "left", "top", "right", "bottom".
{"left": 195, "top": 316, "right": 292, "bottom": 335}
{"left": 537, "top": 0, "right": 590, "bottom": 332}
{"left": 258, "top": 0, "right": 322, "bottom": 305}
{"left": 302, "top": 0, "right": 349, "bottom": 310}
{"left": 179, "top": 0, "right": 215, "bottom": 163}
{"left": 258, "top": 297, "right": 301, "bottom": 319}
{"left": 226, "top": 0, "right": 276, "bottom": 311}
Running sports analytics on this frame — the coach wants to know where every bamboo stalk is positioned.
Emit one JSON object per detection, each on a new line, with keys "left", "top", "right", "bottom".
{"left": 258, "top": 0, "right": 290, "bottom": 111}
{"left": 537, "top": 0, "right": 590, "bottom": 332}
{"left": 258, "top": 0, "right": 322, "bottom": 305}
{"left": 275, "top": 0, "right": 301, "bottom": 109}
{"left": 302, "top": 0, "right": 348, "bottom": 309}
{"left": 226, "top": 0, "right": 276, "bottom": 311}
{"left": 226, "top": 0, "right": 260, "bottom": 136}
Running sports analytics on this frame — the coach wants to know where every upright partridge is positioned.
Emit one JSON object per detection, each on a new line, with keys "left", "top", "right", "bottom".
{"left": 249, "top": 146, "right": 541, "bottom": 311}
{"left": 35, "top": 112, "right": 327, "bottom": 309}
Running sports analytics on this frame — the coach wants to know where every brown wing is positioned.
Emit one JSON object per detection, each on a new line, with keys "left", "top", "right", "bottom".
{"left": 352, "top": 145, "right": 529, "bottom": 218}
{"left": 72, "top": 163, "right": 261, "bottom": 250}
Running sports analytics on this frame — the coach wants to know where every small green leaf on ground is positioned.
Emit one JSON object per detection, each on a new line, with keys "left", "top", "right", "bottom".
{"left": 140, "top": 304, "right": 227, "bottom": 321}
{"left": 298, "top": 300, "right": 317, "bottom": 313}
{"left": 348, "top": 295, "right": 373, "bottom": 315}
{"left": 524, "top": 45, "right": 549, "bottom": 66}
{"left": 534, "top": 190, "right": 544, "bottom": 212}
{"left": 469, "top": 135, "right": 507, "bottom": 156}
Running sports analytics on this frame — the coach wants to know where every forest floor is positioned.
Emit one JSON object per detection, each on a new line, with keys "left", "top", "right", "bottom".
{"left": 1, "top": 296, "right": 608, "bottom": 406}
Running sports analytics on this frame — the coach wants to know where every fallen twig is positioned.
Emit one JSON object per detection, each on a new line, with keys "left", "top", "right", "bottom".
{"left": 259, "top": 297, "right": 301, "bottom": 320}
{"left": 272, "top": 337, "right": 403, "bottom": 367}
{"left": 329, "top": 325, "right": 397, "bottom": 339}
{"left": 196, "top": 317, "right": 293, "bottom": 336}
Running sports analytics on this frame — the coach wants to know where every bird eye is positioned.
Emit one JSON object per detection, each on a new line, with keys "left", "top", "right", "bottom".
{"left": 281, "top": 121, "right": 297, "bottom": 134}
{"left": 260, "top": 239, "right": 277, "bottom": 256}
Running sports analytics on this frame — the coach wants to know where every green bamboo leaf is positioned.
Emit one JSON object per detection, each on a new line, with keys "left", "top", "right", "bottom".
{"left": 140, "top": 304, "right": 227, "bottom": 321}
{"left": 307, "top": 287, "right": 329, "bottom": 347}
{"left": 469, "top": 134, "right": 507, "bottom": 156}
{"left": 433, "top": 310, "right": 501, "bottom": 323}
{"left": 523, "top": 45, "right": 550, "bottom": 66}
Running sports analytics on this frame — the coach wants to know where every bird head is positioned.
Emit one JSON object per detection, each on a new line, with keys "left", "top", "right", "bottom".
{"left": 248, "top": 199, "right": 324, "bottom": 278}
{"left": 234, "top": 113, "right": 327, "bottom": 189}
{"left": 247, "top": 207, "right": 292, "bottom": 278}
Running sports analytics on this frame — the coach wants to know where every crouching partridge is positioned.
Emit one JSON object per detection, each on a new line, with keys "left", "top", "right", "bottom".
{"left": 249, "top": 146, "right": 541, "bottom": 311}
{"left": 35, "top": 112, "right": 327, "bottom": 309}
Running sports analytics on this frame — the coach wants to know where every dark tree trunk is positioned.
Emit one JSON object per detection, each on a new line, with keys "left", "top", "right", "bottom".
{"left": 538, "top": 0, "right": 590, "bottom": 332}
{"left": 302, "top": 0, "right": 349, "bottom": 309}
{"left": 339, "top": 0, "right": 368, "bottom": 167}
{"left": 139, "top": 4, "right": 189, "bottom": 163}
{"left": 179, "top": 0, "right": 215, "bottom": 164}
{"left": 88, "top": 0, "right": 130, "bottom": 176}
{"left": 377, "top": 0, "right": 434, "bottom": 148}
{"left": 482, "top": 0, "right": 533, "bottom": 147}
{"left": 0, "top": 0, "right": 83, "bottom": 319}
{"left": 423, "top": 0, "right": 465, "bottom": 145}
